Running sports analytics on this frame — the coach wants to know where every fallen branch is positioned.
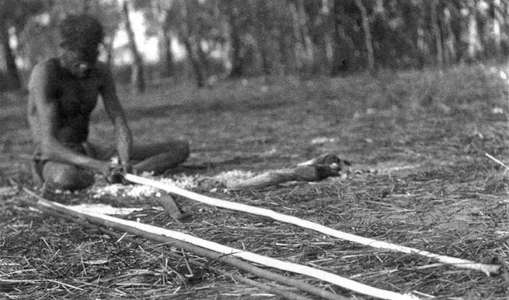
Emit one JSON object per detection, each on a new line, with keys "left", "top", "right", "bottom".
{"left": 23, "top": 188, "right": 418, "bottom": 300}
{"left": 192, "top": 154, "right": 350, "bottom": 191}
{"left": 124, "top": 173, "right": 500, "bottom": 276}
{"left": 228, "top": 154, "right": 350, "bottom": 190}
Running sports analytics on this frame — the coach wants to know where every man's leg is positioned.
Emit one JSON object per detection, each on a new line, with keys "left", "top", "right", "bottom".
{"left": 42, "top": 161, "right": 95, "bottom": 191}
{"left": 131, "top": 139, "right": 190, "bottom": 174}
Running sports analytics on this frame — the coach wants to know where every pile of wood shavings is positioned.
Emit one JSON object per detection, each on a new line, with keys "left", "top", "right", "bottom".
{"left": 68, "top": 203, "right": 147, "bottom": 215}
{"left": 91, "top": 170, "right": 256, "bottom": 198}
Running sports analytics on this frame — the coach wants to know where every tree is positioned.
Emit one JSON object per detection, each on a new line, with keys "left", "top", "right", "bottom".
{"left": 136, "top": 0, "right": 176, "bottom": 78}
{"left": 331, "top": 0, "right": 356, "bottom": 75}
{"left": 430, "top": 0, "right": 444, "bottom": 68}
{"left": 122, "top": 1, "right": 145, "bottom": 93}
{"left": 353, "top": 0, "right": 375, "bottom": 73}
{"left": 167, "top": 0, "right": 227, "bottom": 87}
{"left": 0, "top": 0, "right": 44, "bottom": 90}
{"left": 221, "top": 0, "right": 244, "bottom": 78}
{"left": 0, "top": 17, "right": 21, "bottom": 90}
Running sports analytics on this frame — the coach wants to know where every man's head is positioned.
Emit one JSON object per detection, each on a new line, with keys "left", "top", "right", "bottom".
{"left": 59, "top": 14, "right": 104, "bottom": 78}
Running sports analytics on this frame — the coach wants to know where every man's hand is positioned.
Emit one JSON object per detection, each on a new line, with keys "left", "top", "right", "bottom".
{"left": 121, "top": 162, "right": 133, "bottom": 174}
{"left": 98, "top": 162, "right": 125, "bottom": 184}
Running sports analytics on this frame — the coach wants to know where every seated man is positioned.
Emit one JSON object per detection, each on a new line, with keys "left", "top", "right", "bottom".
{"left": 28, "top": 14, "right": 189, "bottom": 191}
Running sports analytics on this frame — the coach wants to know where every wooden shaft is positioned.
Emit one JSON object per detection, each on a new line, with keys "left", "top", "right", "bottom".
{"left": 124, "top": 173, "right": 501, "bottom": 276}
{"left": 23, "top": 188, "right": 417, "bottom": 300}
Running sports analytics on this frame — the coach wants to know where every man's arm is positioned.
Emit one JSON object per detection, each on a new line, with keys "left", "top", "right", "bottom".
{"left": 98, "top": 64, "right": 133, "bottom": 170}
{"left": 30, "top": 62, "right": 107, "bottom": 173}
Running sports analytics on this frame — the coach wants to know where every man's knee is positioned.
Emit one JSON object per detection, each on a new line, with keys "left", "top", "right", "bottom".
{"left": 43, "top": 162, "right": 95, "bottom": 190}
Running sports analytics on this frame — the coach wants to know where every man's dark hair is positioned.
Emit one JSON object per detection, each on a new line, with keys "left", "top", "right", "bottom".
{"left": 59, "top": 14, "right": 104, "bottom": 52}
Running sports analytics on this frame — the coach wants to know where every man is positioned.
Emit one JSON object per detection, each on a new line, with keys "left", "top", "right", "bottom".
{"left": 28, "top": 15, "right": 189, "bottom": 191}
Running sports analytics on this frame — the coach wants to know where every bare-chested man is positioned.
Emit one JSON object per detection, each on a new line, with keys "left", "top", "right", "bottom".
{"left": 28, "top": 15, "right": 189, "bottom": 191}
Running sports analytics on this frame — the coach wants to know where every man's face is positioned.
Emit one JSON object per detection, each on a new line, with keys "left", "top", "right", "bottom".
{"left": 62, "top": 46, "right": 99, "bottom": 78}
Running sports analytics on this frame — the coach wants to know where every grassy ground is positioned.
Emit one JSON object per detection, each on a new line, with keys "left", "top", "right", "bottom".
{"left": 1, "top": 65, "right": 508, "bottom": 299}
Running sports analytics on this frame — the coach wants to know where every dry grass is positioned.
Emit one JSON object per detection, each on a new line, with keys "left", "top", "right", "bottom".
{"left": 1, "top": 64, "right": 508, "bottom": 299}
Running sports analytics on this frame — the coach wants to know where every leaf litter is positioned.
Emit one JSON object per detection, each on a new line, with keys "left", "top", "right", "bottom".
{"left": 1, "top": 66, "right": 508, "bottom": 299}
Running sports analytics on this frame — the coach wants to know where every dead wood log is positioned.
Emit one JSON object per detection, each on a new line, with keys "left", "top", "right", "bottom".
{"left": 228, "top": 154, "right": 351, "bottom": 190}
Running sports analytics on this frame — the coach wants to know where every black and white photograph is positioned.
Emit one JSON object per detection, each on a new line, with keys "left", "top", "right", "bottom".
{"left": 0, "top": 0, "right": 508, "bottom": 299}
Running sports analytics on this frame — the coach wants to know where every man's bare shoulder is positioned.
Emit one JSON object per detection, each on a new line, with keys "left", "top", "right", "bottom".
{"left": 28, "top": 58, "right": 60, "bottom": 90}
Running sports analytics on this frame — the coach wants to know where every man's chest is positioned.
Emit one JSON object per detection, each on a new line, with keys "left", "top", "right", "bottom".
{"left": 56, "top": 78, "right": 100, "bottom": 117}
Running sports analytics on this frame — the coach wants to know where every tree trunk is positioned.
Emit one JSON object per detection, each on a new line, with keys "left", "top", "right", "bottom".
{"left": 430, "top": 0, "right": 444, "bottom": 68}
{"left": 122, "top": 1, "right": 145, "bottom": 94}
{"left": 467, "top": 3, "right": 481, "bottom": 61}
{"left": 105, "top": 29, "right": 116, "bottom": 67}
{"left": 183, "top": 38, "right": 205, "bottom": 88}
{"left": 0, "top": 20, "right": 21, "bottom": 90}
{"left": 294, "top": 0, "right": 314, "bottom": 72}
{"left": 184, "top": 39, "right": 205, "bottom": 88}
{"left": 331, "top": 0, "right": 355, "bottom": 76}
{"left": 155, "top": 3, "right": 174, "bottom": 79}
{"left": 159, "top": 28, "right": 174, "bottom": 78}
{"left": 492, "top": 0, "right": 502, "bottom": 59}
{"left": 288, "top": 1, "right": 303, "bottom": 72}
{"left": 228, "top": 4, "right": 243, "bottom": 78}
{"left": 353, "top": 0, "right": 375, "bottom": 73}
{"left": 441, "top": 6, "right": 456, "bottom": 65}
{"left": 178, "top": 0, "right": 205, "bottom": 87}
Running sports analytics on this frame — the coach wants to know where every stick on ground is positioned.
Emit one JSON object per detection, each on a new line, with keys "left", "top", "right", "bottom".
{"left": 485, "top": 152, "right": 509, "bottom": 171}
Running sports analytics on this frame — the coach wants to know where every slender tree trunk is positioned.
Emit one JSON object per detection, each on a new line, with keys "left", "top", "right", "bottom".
{"left": 159, "top": 28, "right": 174, "bottom": 78}
{"left": 295, "top": 0, "right": 313, "bottom": 72}
{"left": 196, "top": 39, "right": 209, "bottom": 75}
{"left": 0, "top": 20, "right": 21, "bottom": 90}
{"left": 251, "top": 0, "right": 273, "bottom": 76}
{"left": 288, "top": 1, "right": 303, "bottom": 72}
{"left": 178, "top": 0, "right": 206, "bottom": 87}
{"left": 353, "top": 0, "right": 375, "bottom": 73}
{"left": 259, "top": 42, "right": 271, "bottom": 76}
{"left": 430, "top": 0, "right": 444, "bottom": 68}
{"left": 122, "top": 1, "right": 145, "bottom": 94}
{"left": 278, "top": 29, "right": 292, "bottom": 74}
{"left": 275, "top": 1, "right": 296, "bottom": 75}
{"left": 183, "top": 38, "right": 205, "bottom": 87}
{"left": 442, "top": 6, "right": 456, "bottom": 65}
{"left": 492, "top": 0, "right": 502, "bottom": 59}
{"left": 467, "top": 3, "right": 481, "bottom": 61}
{"left": 228, "top": 4, "right": 243, "bottom": 78}
{"left": 331, "top": 0, "right": 355, "bottom": 76}
{"left": 155, "top": 3, "right": 174, "bottom": 79}
{"left": 105, "top": 29, "right": 116, "bottom": 67}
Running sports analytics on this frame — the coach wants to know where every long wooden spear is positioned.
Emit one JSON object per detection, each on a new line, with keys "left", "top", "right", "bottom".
{"left": 124, "top": 173, "right": 500, "bottom": 275}
{"left": 23, "top": 188, "right": 419, "bottom": 300}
